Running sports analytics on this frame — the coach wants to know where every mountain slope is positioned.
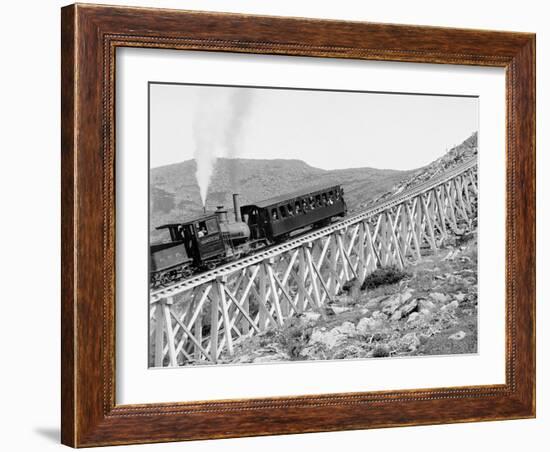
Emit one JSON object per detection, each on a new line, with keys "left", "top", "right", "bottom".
{"left": 371, "top": 132, "right": 478, "bottom": 204}
{"left": 150, "top": 158, "right": 413, "bottom": 241}
{"left": 149, "top": 132, "right": 477, "bottom": 242}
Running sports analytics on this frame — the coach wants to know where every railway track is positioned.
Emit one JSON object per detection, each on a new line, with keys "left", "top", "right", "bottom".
{"left": 150, "top": 158, "right": 477, "bottom": 303}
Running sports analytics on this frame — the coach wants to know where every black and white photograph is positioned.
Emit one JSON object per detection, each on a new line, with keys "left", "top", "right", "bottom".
{"left": 148, "top": 83, "right": 479, "bottom": 367}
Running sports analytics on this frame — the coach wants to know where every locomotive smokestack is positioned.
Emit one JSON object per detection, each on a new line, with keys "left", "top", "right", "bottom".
{"left": 232, "top": 193, "right": 241, "bottom": 222}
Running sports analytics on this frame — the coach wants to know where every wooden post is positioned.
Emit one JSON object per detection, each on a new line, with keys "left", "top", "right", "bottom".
{"left": 434, "top": 186, "right": 448, "bottom": 240}
{"left": 365, "top": 221, "right": 378, "bottom": 272}
{"left": 329, "top": 236, "right": 340, "bottom": 296}
{"left": 399, "top": 205, "right": 409, "bottom": 259}
{"left": 444, "top": 182, "right": 459, "bottom": 231}
{"left": 421, "top": 194, "right": 437, "bottom": 251}
{"left": 386, "top": 211, "right": 405, "bottom": 270}
{"left": 454, "top": 177, "right": 470, "bottom": 222}
{"left": 377, "top": 214, "right": 387, "bottom": 265}
{"left": 194, "top": 295, "right": 203, "bottom": 361}
{"left": 277, "top": 258, "right": 290, "bottom": 319}
{"left": 298, "top": 246, "right": 308, "bottom": 310}
{"left": 337, "top": 231, "right": 350, "bottom": 281}
{"left": 462, "top": 175, "right": 473, "bottom": 212}
{"left": 163, "top": 297, "right": 178, "bottom": 366}
{"left": 381, "top": 213, "right": 393, "bottom": 266}
{"left": 258, "top": 263, "right": 268, "bottom": 330}
{"left": 210, "top": 283, "right": 219, "bottom": 363}
{"left": 217, "top": 277, "right": 234, "bottom": 356}
{"left": 266, "top": 258, "right": 284, "bottom": 326}
{"left": 357, "top": 222, "right": 366, "bottom": 283}
{"left": 241, "top": 268, "right": 250, "bottom": 334}
{"left": 413, "top": 197, "right": 426, "bottom": 247}
{"left": 154, "top": 302, "right": 164, "bottom": 367}
{"left": 405, "top": 202, "right": 422, "bottom": 261}
{"left": 425, "top": 192, "right": 441, "bottom": 242}
{"left": 305, "top": 243, "right": 322, "bottom": 309}
{"left": 469, "top": 170, "right": 479, "bottom": 194}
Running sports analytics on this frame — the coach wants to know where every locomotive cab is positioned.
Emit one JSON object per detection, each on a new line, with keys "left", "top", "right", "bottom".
{"left": 157, "top": 215, "right": 226, "bottom": 268}
{"left": 185, "top": 215, "right": 225, "bottom": 267}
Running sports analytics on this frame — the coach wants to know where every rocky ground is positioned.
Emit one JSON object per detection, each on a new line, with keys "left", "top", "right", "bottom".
{"left": 219, "top": 233, "right": 478, "bottom": 364}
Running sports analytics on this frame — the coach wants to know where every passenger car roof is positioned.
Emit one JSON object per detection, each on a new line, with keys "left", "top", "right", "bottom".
{"left": 242, "top": 184, "right": 342, "bottom": 209}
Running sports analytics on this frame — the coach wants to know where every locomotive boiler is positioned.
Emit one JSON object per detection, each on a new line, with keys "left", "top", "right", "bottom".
{"left": 150, "top": 185, "right": 347, "bottom": 288}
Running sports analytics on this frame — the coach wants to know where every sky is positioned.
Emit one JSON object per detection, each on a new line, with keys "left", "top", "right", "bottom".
{"left": 149, "top": 82, "right": 478, "bottom": 171}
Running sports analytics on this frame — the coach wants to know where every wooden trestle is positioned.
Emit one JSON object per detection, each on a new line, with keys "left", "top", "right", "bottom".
{"left": 149, "top": 159, "right": 478, "bottom": 367}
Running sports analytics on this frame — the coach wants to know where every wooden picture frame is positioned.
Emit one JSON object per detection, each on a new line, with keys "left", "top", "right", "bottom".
{"left": 61, "top": 3, "right": 535, "bottom": 447}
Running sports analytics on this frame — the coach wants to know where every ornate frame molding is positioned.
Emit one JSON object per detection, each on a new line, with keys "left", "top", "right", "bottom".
{"left": 61, "top": 4, "right": 535, "bottom": 447}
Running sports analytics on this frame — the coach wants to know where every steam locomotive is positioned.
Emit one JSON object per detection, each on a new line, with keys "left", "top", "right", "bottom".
{"left": 150, "top": 184, "right": 347, "bottom": 288}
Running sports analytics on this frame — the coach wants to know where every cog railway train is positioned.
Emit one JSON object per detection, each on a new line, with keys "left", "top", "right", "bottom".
{"left": 150, "top": 184, "right": 347, "bottom": 288}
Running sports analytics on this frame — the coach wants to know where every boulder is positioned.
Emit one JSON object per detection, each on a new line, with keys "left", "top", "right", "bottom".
{"left": 356, "top": 317, "right": 385, "bottom": 334}
{"left": 301, "top": 311, "right": 321, "bottom": 323}
{"left": 442, "top": 300, "right": 460, "bottom": 312}
{"left": 389, "top": 298, "right": 418, "bottom": 321}
{"left": 430, "top": 292, "right": 450, "bottom": 303}
{"left": 455, "top": 293, "right": 466, "bottom": 302}
{"left": 407, "top": 312, "right": 421, "bottom": 323}
{"left": 309, "top": 329, "right": 340, "bottom": 349}
{"left": 400, "top": 332, "right": 421, "bottom": 351}
{"left": 372, "top": 311, "right": 388, "bottom": 321}
{"left": 400, "top": 299, "right": 419, "bottom": 317}
{"left": 418, "top": 299, "right": 436, "bottom": 311}
{"left": 336, "top": 295, "right": 355, "bottom": 306}
{"left": 309, "top": 322, "right": 356, "bottom": 349}
{"left": 337, "top": 321, "right": 357, "bottom": 335}
{"left": 390, "top": 310, "right": 402, "bottom": 321}
{"left": 448, "top": 331, "right": 467, "bottom": 341}
{"left": 365, "top": 295, "right": 389, "bottom": 309}
{"left": 332, "top": 306, "right": 352, "bottom": 315}
{"left": 381, "top": 289, "right": 413, "bottom": 316}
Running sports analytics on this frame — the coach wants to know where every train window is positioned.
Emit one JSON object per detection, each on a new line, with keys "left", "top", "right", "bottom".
{"left": 279, "top": 206, "right": 288, "bottom": 218}
{"left": 322, "top": 194, "right": 328, "bottom": 205}
{"left": 295, "top": 201, "right": 301, "bottom": 214}
{"left": 287, "top": 204, "right": 294, "bottom": 215}
{"left": 248, "top": 209, "right": 259, "bottom": 225}
{"left": 196, "top": 221, "right": 208, "bottom": 237}
{"left": 309, "top": 196, "right": 315, "bottom": 209}
{"left": 271, "top": 208, "right": 279, "bottom": 221}
{"left": 302, "top": 200, "right": 308, "bottom": 212}
{"left": 206, "top": 218, "right": 219, "bottom": 233}
{"left": 316, "top": 195, "right": 322, "bottom": 207}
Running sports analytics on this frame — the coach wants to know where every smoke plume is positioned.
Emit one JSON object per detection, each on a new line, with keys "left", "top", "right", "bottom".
{"left": 193, "top": 89, "right": 252, "bottom": 207}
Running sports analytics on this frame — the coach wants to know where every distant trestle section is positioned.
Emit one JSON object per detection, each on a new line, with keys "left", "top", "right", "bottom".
{"left": 149, "top": 159, "right": 478, "bottom": 367}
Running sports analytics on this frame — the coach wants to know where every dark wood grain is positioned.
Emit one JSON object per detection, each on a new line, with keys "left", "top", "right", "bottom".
{"left": 61, "top": 3, "right": 536, "bottom": 447}
{"left": 60, "top": 5, "right": 76, "bottom": 446}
